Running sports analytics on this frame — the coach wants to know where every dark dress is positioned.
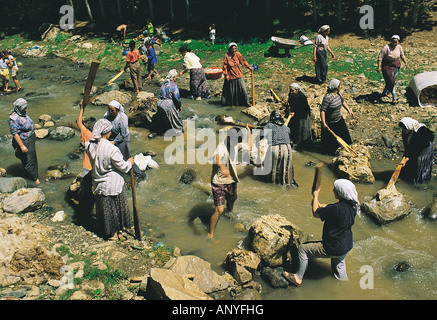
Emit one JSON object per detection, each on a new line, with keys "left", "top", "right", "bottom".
{"left": 400, "top": 126, "right": 434, "bottom": 185}
{"left": 287, "top": 90, "right": 312, "bottom": 149}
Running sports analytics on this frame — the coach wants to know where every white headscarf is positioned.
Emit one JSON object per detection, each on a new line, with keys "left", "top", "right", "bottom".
{"left": 399, "top": 117, "right": 425, "bottom": 132}
{"left": 334, "top": 179, "right": 361, "bottom": 217}
{"left": 289, "top": 83, "right": 302, "bottom": 92}
{"left": 164, "top": 69, "right": 178, "bottom": 84}
{"left": 108, "top": 100, "right": 124, "bottom": 113}
{"left": 327, "top": 79, "right": 341, "bottom": 92}
{"left": 228, "top": 42, "right": 238, "bottom": 50}
{"left": 318, "top": 25, "right": 330, "bottom": 33}
{"left": 391, "top": 35, "right": 400, "bottom": 41}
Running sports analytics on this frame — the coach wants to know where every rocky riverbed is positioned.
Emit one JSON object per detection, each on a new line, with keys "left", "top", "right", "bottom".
{"left": 1, "top": 16, "right": 437, "bottom": 300}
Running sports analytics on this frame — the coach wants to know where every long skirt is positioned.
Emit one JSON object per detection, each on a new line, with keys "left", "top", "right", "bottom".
{"left": 190, "top": 67, "right": 210, "bottom": 99}
{"left": 263, "top": 143, "right": 298, "bottom": 189}
{"left": 381, "top": 59, "right": 401, "bottom": 100}
{"left": 401, "top": 141, "right": 434, "bottom": 185}
{"left": 95, "top": 186, "right": 131, "bottom": 239}
{"left": 321, "top": 118, "right": 353, "bottom": 155}
{"left": 154, "top": 99, "right": 184, "bottom": 136}
{"left": 129, "top": 60, "right": 142, "bottom": 92}
{"left": 12, "top": 133, "right": 39, "bottom": 181}
{"left": 221, "top": 77, "right": 249, "bottom": 106}
{"left": 290, "top": 114, "right": 312, "bottom": 149}
{"left": 315, "top": 49, "right": 328, "bottom": 84}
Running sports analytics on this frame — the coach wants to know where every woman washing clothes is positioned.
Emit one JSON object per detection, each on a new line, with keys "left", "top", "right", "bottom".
{"left": 104, "top": 100, "right": 146, "bottom": 180}
{"left": 85, "top": 119, "right": 134, "bottom": 241}
{"left": 153, "top": 69, "right": 184, "bottom": 137}
{"left": 320, "top": 79, "right": 354, "bottom": 155}
{"left": 8, "top": 98, "right": 40, "bottom": 184}
{"left": 258, "top": 111, "right": 298, "bottom": 189}
{"left": 178, "top": 46, "right": 210, "bottom": 100}
{"left": 398, "top": 117, "right": 434, "bottom": 185}
{"left": 287, "top": 83, "right": 313, "bottom": 150}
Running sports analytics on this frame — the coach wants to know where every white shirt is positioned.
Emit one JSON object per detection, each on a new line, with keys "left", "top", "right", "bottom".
{"left": 183, "top": 52, "right": 203, "bottom": 70}
{"left": 85, "top": 139, "right": 132, "bottom": 196}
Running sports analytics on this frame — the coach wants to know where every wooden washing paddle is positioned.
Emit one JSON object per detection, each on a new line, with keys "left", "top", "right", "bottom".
{"left": 312, "top": 162, "right": 324, "bottom": 193}
{"left": 130, "top": 169, "right": 142, "bottom": 241}
{"left": 83, "top": 60, "right": 101, "bottom": 107}
{"left": 325, "top": 126, "right": 358, "bottom": 157}
{"left": 270, "top": 89, "right": 294, "bottom": 126}
{"left": 107, "top": 70, "right": 124, "bottom": 85}
{"left": 385, "top": 157, "right": 408, "bottom": 190}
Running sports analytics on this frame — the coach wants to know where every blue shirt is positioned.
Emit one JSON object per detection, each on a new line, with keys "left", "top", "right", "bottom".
{"left": 8, "top": 113, "right": 35, "bottom": 140}
{"left": 104, "top": 111, "right": 130, "bottom": 145}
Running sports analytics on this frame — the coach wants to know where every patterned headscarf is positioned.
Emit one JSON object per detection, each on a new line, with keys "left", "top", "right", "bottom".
{"left": 87, "top": 118, "right": 113, "bottom": 158}
{"left": 10, "top": 98, "right": 28, "bottom": 117}
{"left": 334, "top": 179, "right": 361, "bottom": 217}
{"left": 399, "top": 117, "right": 425, "bottom": 132}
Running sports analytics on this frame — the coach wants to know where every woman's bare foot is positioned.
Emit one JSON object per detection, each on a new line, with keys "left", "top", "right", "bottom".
{"left": 282, "top": 271, "right": 302, "bottom": 286}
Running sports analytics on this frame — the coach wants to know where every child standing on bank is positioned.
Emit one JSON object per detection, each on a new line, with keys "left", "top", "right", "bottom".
{"left": 209, "top": 24, "right": 216, "bottom": 45}
{"left": 6, "top": 51, "right": 22, "bottom": 92}
{"left": 146, "top": 41, "right": 159, "bottom": 79}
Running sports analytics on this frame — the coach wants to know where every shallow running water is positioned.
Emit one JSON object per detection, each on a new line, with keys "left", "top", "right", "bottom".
{"left": 0, "top": 56, "right": 436, "bottom": 300}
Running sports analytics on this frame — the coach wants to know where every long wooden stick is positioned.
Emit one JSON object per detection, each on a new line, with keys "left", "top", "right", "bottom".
{"left": 326, "top": 126, "right": 358, "bottom": 157}
{"left": 107, "top": 70, "right": 124, "bottom": 85}
{"left": 83, "top": 60, "right": 100, "bottom": 107}
{"left": 385, "top": 157, "right": 407, "bottom": 190}
{"left": 130, "top": 169, "right": 142, "bottom": 241}
{"left": 251, "top": 69, "right": 255, "bottom": 106}
{"left": 270, "top": 89, "right": 294, "bottom": 126}
{"left": 312, "top": 163, "right": 324, "bottom": 192}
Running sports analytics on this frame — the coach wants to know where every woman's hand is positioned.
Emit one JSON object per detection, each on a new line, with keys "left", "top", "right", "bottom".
{"left": 20, "top": 145, "right": 28, "bottom": 153}
{"left": 220, "top": 166, "right": 230, "bottom": 177}
{"left": 376, "top": 66, "right": 381, "bottom": 73}
{"left": 128, "top": 157, "right": 135, "bottom": 165}
{"left": 399, "top": 157, "right": 409, "bottom": 167}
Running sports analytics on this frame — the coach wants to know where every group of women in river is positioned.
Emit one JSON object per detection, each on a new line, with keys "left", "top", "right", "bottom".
{"left": 5, "top": 25, "right": 434, "bottom": 286}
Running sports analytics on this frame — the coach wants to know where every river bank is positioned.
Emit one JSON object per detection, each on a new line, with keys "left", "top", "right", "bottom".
{"left": 0, "top": 17, "right": 436, "bottom": 301}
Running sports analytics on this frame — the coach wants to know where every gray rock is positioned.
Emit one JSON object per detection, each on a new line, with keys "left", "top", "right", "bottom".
{"left": 2, "top": 188, "right": 45, "bottom": 214}
{"left": 48, "top": 126, "right": 75, "bottom": 141}
{"left": 261, "top": 266, "right": 289, "bottom": 288}
{"left": 0, "top": 177, "right": 27, "bottom": 193}
{"left": 362, "top": 186, "right": 411, "bottom": 225}
{"left": 91, "top": 90, "right": 132, "bottom": 106}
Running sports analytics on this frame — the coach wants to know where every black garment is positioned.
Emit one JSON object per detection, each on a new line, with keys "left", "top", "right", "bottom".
{"left": 315, "top": 49, "right": 328, "bottom": 84}
{"left": 401, "top": 126, "right": 434, "bottom": 185}
{"left": 12, "top": 132, "right": 39, "bottom": 181}
{"left": 288, "top": 91, "right": 312, "bottom": 148}
{"left": 317, "top": 201, "right": 356, "bottom": 256}
{"left": 321, "top": 117, "right": 352, "bottom": 155}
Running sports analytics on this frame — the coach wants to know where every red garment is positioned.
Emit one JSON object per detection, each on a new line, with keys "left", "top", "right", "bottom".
{"left": 126, "top": 49, "right": 140, "bottom": 63}
{"left": 222, "top": 51, "right": 250, "bottom": 80}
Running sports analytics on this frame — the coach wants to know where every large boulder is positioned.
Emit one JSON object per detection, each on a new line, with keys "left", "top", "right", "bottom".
{"left": 165, "top": 255, "right": 230, "bottom": 293}
{"left": 91, "top": 90, "right": 133, "bottom": 106}
{"left": 223, "top": 249, "right": 261, "bottom": 285}
{"left": 248, "top": 214, "right": 310, "bottom": 267}
{"left": 0, "top": 177, "right": 27, "bottom": 193}
{"left": 361, "top": 186, "right": 411, "bottom": 225}
{"left": 146, "top": 267, "right": 212, "bottom": 300}
{"left": 48, "top": 126, "right": 75, "bottom": 141}
{"left": 332, "top": 143, "right": 375, "bottom": 184}
{"left": 2, "top": 188, "right": 45, "bottom": 214}
{"left": 127, "top": 91, "right": 158, "bottom": 128}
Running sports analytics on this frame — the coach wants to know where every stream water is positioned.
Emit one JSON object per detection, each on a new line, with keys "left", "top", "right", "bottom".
{"left": 0, "top": 56, "right": 436, "bottom": 300}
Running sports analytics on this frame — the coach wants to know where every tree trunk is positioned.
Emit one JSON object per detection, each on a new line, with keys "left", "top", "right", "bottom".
{"left": 313, "top": 0, "right": 318, "bottom": 26}
{"left": 336, "top": 0, "right": 342, "bottom": 26}
{"left": 185, "top": 0, "right": 190, "bottom": 21}
{"left": 388, "top": 0, "right": 393, "bottom": 28}
{"left": 412, "top": 0, "right": 421, "bottom": 26}
{"left": 148, "top": 0, "right": 154, "bottom": 21}
{"left": 84, "top": 0, "right": 93, "bottom": 21}
{"left": 170, "top": 0, "right": 174, "bottom": 23}
{"left": 99, "top": 0, "right": 105, "bottom": 20}
{"left": 116, "top": 0, "right": 122, "bottom": 20}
